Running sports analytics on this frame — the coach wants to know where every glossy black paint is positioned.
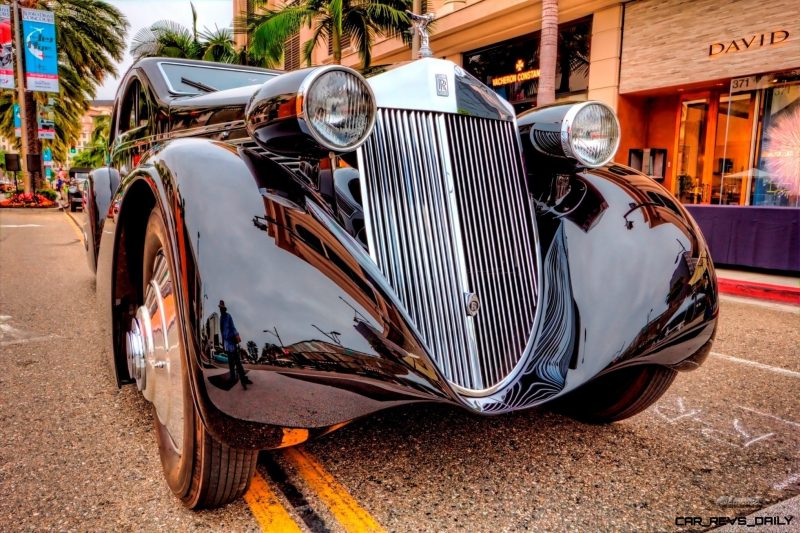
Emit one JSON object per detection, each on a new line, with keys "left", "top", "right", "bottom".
{"left": 84, "top": 167, "right": 120, "bottom": 273}
{"left": 96, "top": 140, "right": 718, "bottom": 447}
{"left": 90, "top": 57, "right": 717, "bottom": 450}
{"left": 244, "top": 67, "right": 325, "bottom": 156}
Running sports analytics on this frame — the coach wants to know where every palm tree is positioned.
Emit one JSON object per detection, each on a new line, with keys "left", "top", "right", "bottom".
{"left": 245, "top": 0, "right": 411, "bottom": 69}
{"left": 130, "top": 8, "right": 239, "bottom": 64}
{"left": 537, "top": 0, "right": 558, "bottom": 106}
{"left": 0, "top": 0, "right": 127, "bottom": 175}
{"left": 130, "top": 20, "right": 199, "bottom": 60}
{"left": 200, "top": 27, "right": 238, "bottom": 63}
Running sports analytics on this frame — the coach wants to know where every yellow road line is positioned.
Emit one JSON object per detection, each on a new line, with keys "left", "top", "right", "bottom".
{"left": 63, "top": 212, "right": 84, "bottom": 241}
{"left": 244, "top": 471, "right": 303, "bottom": 533}
{"left": 284, "top": 447, "right": 385, "bottom": 533}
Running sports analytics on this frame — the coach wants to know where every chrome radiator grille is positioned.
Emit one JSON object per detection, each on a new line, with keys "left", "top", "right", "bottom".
{"left": 358, "top": 109, "right": 538, "bottom": 392}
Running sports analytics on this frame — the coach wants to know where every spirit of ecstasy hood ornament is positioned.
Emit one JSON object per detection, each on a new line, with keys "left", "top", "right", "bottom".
{"left": 406, "top": 10, "right": 435, "bottom": 59}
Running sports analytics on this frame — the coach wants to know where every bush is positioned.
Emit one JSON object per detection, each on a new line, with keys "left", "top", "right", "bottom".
{"left": 0, "top": 192, "right": 56, "bottom": 208}
{"left": 36, "top": 189, "right": 58, "bottom": 201}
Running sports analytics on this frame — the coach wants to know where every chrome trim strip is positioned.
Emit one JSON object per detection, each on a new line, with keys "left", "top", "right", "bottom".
{"left": 156, "top": 61, "right": 276, "bottom": 96}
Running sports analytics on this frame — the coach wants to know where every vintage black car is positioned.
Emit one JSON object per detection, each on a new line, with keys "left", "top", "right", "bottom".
{"left": 84, "top": 56, "right": 718, "bottom": 508}
{"left": 67, "top": 167, "right": 91, "bottom": 211}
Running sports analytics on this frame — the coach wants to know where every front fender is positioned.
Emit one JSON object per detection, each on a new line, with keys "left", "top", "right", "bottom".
{"left": 85, "top": 167, "right": 120, "bottom": 272}
{"left": 105, "top": 138, "right": 457, "bottom": 449}
{"left": 467, "top": 164, "right": 719, "bottom": 413}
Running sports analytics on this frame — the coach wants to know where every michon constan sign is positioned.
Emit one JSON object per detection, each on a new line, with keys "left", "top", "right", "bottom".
{"left": 21, "top": 8, "right": 59, "bottom": 93}
{"left": 492, "top": 69, "right": 541, "bottom": 87}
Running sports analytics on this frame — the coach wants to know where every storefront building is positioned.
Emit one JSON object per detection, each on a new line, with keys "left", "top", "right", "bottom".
{"left": 617, "top": 0, "right": 800, "bottom": 272}
{"left": 234, "top": 0, "right": 798, "bottom": 272}
{"left": 242, "top": 0, "right": 627, "bottom": 110}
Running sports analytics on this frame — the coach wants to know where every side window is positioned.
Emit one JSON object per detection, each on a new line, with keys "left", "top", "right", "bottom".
{"left": 136, "top": 83, "right": 149, "bottom": 128}
{"left": 117, "top": 79, "right": 150, "bottom": 136}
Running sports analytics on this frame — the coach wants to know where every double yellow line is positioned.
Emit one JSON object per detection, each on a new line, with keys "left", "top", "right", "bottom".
{"left": 246, "top": 447, "right": 385, "bottom": 533}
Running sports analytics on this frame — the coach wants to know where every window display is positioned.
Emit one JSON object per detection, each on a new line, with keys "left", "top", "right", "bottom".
{"left": 463, "top": 18, "right": 591, "bottom": 113}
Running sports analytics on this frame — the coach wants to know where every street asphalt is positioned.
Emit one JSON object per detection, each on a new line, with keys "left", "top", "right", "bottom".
{"left": 0, "top": 208, "right": 798, "bottom": 532}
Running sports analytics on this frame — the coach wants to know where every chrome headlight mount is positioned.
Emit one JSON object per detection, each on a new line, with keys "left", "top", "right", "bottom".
{"left": 521, "top": 100, "right": 621, "bottom": 168}
{"left": 246, "top": 65, "right": 377, "bottom": 156}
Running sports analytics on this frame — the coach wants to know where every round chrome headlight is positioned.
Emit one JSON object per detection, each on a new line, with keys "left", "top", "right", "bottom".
{"left": 300, "top": 66, "right": 376, "bottom": 152}
{"left": 561, "top": 101, "right": 620, "bottom": 167}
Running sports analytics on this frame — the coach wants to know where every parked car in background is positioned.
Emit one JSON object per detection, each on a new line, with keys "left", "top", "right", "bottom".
{"left": 67, "top": 167, "right": 91, "bottom": 211}
{"left": 83, "top": 53, "right": 718, "bottom": 508}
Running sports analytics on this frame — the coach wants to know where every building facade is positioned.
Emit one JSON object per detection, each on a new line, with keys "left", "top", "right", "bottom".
{"left": 617, "top": 0, "right": 799, "bottom": 207}
{"left": 235, "top": 0, "right": 626, "bottom": 110}
{"left": 234, "top": 0, "right": 799, "bottom": 272}
{"left": 616, "top": 0, "right": 799, "bottom": 272}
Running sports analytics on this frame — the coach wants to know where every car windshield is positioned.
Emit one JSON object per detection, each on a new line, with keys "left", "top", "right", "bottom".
{"left": 159, "top": 62, "right": 276, "bottom": 95}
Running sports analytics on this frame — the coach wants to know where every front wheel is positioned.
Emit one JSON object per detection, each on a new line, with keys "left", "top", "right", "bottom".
{"left": 133, "top": 207, "right": 257, "bottom": 508}
{"left": 555, "top": 365, "right": 677, "bottom": 423}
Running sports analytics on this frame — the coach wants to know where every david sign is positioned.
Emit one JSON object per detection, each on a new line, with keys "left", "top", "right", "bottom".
{"left": 709, "top": 30, "right": 790, "bottom": 56}
{"left": 21, "top": 8, "right": 59, "bottom": 93}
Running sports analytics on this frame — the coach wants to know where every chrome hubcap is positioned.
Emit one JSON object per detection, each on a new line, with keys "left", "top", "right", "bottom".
{"left": 126, "top": 251, "right": 184, "bottom": 452}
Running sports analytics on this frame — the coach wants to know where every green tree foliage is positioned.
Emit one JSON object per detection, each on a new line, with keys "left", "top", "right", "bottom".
{"left": 0, "top": 0, "right": 128, "bottom": 161}
{"left": 131, "top": 3, "right": 239, "bottom": 64}
{"left": 71, "top": 114, "right": 110, "bottom": 168}
{"left": 244, "top": 0, "right": 412, "bottom": 69}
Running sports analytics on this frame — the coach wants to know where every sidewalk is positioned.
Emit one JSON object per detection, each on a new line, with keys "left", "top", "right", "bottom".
{"left": 716, "top": 267, "right": 800, "bottom": 305}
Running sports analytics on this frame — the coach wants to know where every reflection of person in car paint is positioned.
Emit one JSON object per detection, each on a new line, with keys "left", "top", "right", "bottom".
{"left": 219, "top": 300, "right": 252, "bottom": 389}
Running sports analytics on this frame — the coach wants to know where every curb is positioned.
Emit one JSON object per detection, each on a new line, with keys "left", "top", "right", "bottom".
{"left": 64, "top": 209, "right": 86, "bottom": 242}
{"left": 718, "top": 277, "right": 800, "bottom": 305}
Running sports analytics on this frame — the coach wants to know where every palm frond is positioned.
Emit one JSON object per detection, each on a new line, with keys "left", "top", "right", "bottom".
{"left": 249, "top": 6, "right": 314, "bottom": 63}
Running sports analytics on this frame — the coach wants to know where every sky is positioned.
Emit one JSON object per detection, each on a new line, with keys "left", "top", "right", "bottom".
{"left": 97, "top": 0, "right": 233, "bottom": 100}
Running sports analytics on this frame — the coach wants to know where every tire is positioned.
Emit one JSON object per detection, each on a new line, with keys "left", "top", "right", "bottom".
{"left": 555, "top": 365, "right": 677, "bottom": 423}
{"left": 141, "top": 207, "right": 258, "bottom": 508}
{"left": 70, "top": 203, "right": 77, "bottom": 212}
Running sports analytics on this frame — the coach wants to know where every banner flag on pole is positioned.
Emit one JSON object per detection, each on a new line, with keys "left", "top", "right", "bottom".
{"left": 13, "top": 102, "right": 21, "bottom": 137}
{"left": 37, "top": 100, "right": 55, "bottom": 139}
{"left": 21, "top": 8, "right": 58, "bottom": 93}
{"left": 0, "top": 5, "right": 13, "bottom": 89}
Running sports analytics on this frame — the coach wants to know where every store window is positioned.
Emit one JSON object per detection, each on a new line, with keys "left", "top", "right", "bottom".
{"left": 754, "top": 78, "right": 800, "bottom": 207}
{"left": 463, "top": 17, "right": 591, "bottom": 113}
{"left": 674, "top": 69, "right": 800, "bottom": 208}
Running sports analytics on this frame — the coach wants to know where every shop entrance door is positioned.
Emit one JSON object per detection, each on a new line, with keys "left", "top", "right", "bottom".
{"left": 676, "top": 97, "right": 714, "bottom": 203}
{"left": 716, "top": 92, "right": 759, "bottom": 205}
